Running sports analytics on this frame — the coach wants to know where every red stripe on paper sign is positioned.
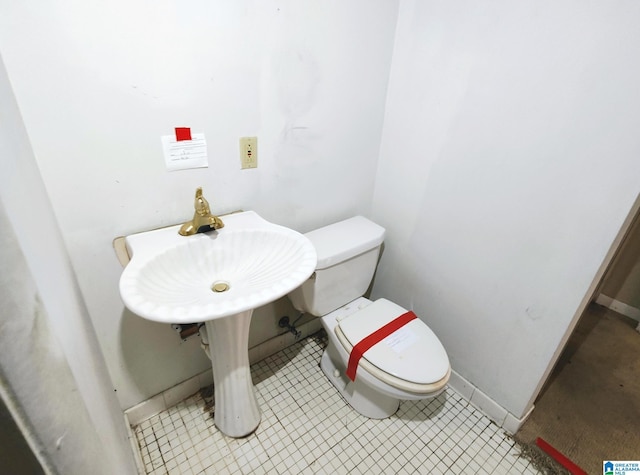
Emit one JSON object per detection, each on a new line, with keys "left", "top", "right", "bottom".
{"left": 346, "top": 311, "right": 417, "bottom": 381}
{"left": 175, "top": 127, "right": 192, "bottom": 141}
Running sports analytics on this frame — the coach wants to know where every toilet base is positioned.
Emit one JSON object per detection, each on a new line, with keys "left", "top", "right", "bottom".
{"left": 320, "top": 340, "right": 399, "bottom": 419}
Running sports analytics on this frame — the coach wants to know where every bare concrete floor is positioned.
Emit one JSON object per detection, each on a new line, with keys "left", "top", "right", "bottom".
{"left": 516, "top": 304, "right": 640, "bottom": 474}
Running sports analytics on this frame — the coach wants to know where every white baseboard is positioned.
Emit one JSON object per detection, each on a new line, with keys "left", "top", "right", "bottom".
{"left": 595, "top": 294, "right": 640, "bottom": 322}
{"left": 447, "top": 369, "right": 533, "bottom": 434}
{"left": 124, "top": 319, "right": 322, "bottom": 426}
{"left": 123, "top": 413, "right": 145, "bottom": 475}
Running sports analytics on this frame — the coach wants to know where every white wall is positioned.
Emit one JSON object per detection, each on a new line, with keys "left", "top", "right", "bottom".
{"left": 0, "top": 55, "right": 136, "bottom": 474}
{"left": 372, "top": 0, "right": 640, "bottom": 419}
{"left": 6, "top": 0, "right": 638, "bottom": 430}
{"left": 0, "top": 1, "right": 398, "bottom": 409}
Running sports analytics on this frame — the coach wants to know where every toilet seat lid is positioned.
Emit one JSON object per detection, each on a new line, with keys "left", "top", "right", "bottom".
{"left": 337, "top": 299, "right": 449, "bottom": 385}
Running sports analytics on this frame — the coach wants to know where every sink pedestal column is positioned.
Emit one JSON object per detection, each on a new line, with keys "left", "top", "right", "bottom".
{"left": 205, "top": 310, "right": 260, "bottom": 438}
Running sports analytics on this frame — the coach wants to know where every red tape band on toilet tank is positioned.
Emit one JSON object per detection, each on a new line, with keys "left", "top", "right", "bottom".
{"left": 346, "top": 311, "right": 417, "bottom": 382}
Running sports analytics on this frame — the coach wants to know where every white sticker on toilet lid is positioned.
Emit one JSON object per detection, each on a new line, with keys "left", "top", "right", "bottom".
{"left": 383, "top": 326, "right": 419, "bottom": 354}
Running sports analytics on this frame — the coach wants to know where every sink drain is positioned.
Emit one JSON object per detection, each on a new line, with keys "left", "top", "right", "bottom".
{"left": 211, "top": 281, "right": 230, "bottom": 293}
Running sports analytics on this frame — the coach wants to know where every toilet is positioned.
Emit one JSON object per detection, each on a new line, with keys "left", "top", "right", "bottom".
{"left": 288, "top": 216, "right": 450, "bottom": 419}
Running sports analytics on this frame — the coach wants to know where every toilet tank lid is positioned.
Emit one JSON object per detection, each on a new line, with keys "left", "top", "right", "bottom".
{"left": 305, "top": 216, "right": 385, "bottom": 269}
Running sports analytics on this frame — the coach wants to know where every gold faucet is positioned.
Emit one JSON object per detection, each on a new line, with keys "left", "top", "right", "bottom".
{"left": 179, "top": 187, "right": 224, "bottom": 236}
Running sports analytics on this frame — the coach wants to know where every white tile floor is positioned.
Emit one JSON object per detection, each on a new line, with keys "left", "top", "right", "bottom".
{"left": 132, "top": 334, "right": 539, "bottom": 475}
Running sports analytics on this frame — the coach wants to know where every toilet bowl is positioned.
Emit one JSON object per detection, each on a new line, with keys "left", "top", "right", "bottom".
{"left": 288, "top": 216, "right": 450, "bottom": 419}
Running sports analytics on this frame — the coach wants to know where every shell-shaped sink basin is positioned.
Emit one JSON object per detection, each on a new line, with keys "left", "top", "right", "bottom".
{"left": 119, "top": 211, "right": 317, "bottom": 323}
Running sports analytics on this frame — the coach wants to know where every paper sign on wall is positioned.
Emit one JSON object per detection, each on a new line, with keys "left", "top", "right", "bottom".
{"left": 161, "top": 131, "right": 208, "bottom": 171}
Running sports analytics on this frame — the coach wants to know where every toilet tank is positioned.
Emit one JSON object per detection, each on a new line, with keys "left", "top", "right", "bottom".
{"left": 288, "top": 216, "right": 385, "bottom": 316}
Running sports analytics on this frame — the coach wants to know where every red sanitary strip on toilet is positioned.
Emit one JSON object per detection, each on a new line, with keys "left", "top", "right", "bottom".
{"left": 346, "top": 311, "right": 417, "bottom": 381}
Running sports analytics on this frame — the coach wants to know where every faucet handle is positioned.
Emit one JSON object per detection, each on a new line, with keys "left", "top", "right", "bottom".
{"left": 194, "top": 187, "right": 211, "bottom": 216}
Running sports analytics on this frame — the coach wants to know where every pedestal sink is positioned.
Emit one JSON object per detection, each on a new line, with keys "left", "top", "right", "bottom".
{"left": 119, "top": 211, "right": 316, "bottom": 437}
